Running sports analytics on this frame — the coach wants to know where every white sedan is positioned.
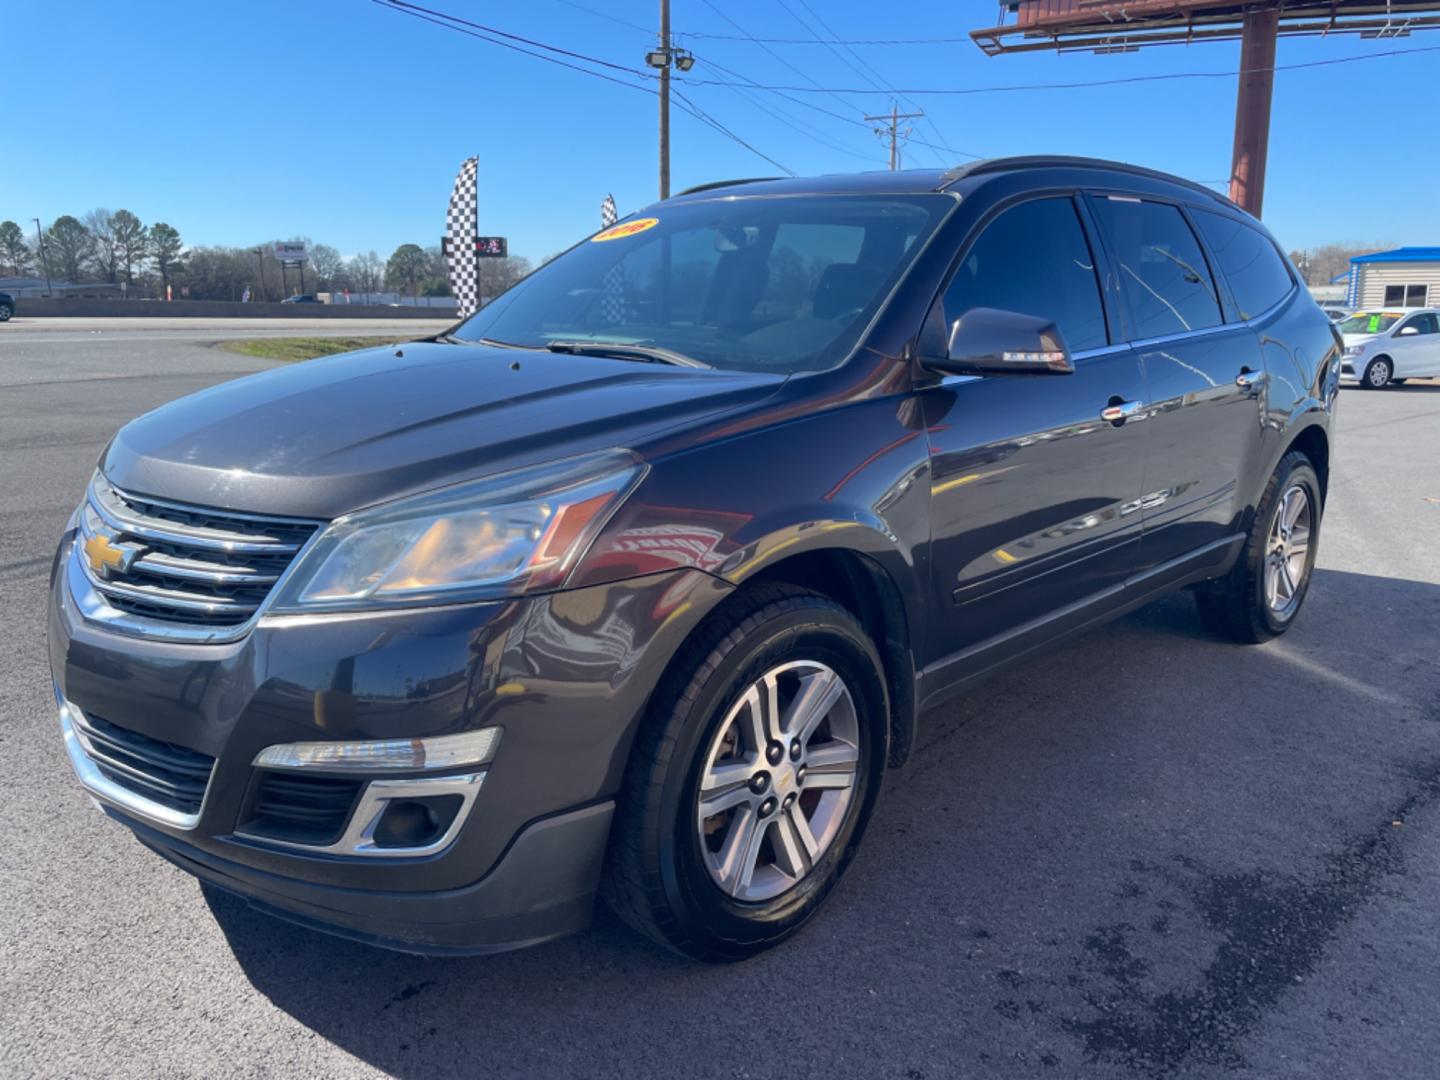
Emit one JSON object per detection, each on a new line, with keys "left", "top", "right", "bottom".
{"left": 1338, "top": 308, "right": 1440, "bottom": 388}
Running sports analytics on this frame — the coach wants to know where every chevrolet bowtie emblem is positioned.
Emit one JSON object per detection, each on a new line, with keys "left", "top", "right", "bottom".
{"left": 83, "top": 531, "right": 143, "bottom": 579}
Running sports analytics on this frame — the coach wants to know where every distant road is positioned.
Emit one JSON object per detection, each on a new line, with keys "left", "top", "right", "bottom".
{"left": 0, "top": 315, "right": 455, "bottom": 344}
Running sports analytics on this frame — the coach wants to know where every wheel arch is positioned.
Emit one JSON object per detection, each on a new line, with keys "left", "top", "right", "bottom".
{"left": 1286, "top": 423, "right": 1330, "bottom": 503}
{"left": 740, "top": 547, "right": 918, "bottom": 768}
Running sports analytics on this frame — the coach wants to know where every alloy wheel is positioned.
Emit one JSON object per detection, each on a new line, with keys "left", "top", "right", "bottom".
{"left": 696, "top": 660, "right": 860, "bottom": 902}
{"left": 1367, "top": 360, "right": 1391, "bottom": 387}
{"left": 1264, "top": 484, "right": 1312, "bottom": 617}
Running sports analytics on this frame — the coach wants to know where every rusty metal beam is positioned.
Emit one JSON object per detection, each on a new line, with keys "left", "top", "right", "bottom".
{"left": 1229, "top": 7, "right": 1279, "bottom": 216}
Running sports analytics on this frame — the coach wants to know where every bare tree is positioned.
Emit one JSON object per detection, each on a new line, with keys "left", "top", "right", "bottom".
{"left": 347, "top": 251, "right": 382, "bottom": 301}
{"left": 83, "top": 209, "right": 120, "bottom": 283}
{"left": 307, "top": 243, "right": 344, "bottom": 290}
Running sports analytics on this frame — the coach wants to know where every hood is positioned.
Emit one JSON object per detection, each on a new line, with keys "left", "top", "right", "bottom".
{"left": 1340, "top": 332, "right": 1383, "bottom": 349}
{"left": 103, "top": 341, "right": 785, "bottom": 519}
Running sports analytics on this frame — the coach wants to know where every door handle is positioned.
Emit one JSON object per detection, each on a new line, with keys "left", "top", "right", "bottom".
{"left": 1100, "top": 398, "right": 1143, "bottom": 425}
{"left": 1236, "top": 368, "right": 1269, "bottom": 392}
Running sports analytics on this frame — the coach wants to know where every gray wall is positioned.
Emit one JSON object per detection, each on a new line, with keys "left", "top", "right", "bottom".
{"left": 10, "top": 298, "right": 457, "bottom": 320}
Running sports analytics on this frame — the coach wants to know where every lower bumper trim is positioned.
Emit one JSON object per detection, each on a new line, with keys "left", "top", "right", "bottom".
{"left": 114, "top": 799, "right": 616, "bottom": 955}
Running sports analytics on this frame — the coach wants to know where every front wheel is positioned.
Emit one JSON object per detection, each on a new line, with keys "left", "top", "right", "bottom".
{"left": 602, "top": 585, "right": 887, "bottom": 961}
{"left": 1195, "top": 450, "right": 1321, "bottom": 643}
{"left": 0, "top": 304, "right": 12, "bottom": 322}
{"left": 1362, "top": 356, "right": 1393, "bottom": 388}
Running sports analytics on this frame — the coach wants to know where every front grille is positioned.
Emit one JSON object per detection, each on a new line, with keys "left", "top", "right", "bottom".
{"left": 80, "top": 478, "right": 321, "bottom": 629}
{"left": 73, "top": 711, "right": 215, "bottom": 815}
{"left": 242, "top": 773, "right": 365, "bottom": 846}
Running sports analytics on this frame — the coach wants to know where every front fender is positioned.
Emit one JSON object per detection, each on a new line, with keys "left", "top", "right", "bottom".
{"left": 571, "top": 392, "right": 934, "bottom": 672}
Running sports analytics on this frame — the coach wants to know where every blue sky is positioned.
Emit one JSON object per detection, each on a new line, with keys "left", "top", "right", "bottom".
{"left": 4, "top": 0, "right": 1437, "bottom": 263}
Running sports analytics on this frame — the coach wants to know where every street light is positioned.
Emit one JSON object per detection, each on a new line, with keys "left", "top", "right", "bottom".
{"left": 32, "top": 218, "right": 53, "bottom": 298}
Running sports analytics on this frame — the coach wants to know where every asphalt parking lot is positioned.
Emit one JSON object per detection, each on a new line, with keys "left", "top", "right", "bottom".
{"left": 3, "top": 322, "right": 1439, "bottom": 1079}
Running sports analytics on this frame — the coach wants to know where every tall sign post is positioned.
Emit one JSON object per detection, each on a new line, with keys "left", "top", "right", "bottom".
{"left": 969, "top": 1, "right": 1440, "bottom": 218}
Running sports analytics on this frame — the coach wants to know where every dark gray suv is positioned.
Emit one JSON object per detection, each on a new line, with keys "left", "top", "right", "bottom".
{"left": 50, "top": 158, "right": 1340, "bottom": 960}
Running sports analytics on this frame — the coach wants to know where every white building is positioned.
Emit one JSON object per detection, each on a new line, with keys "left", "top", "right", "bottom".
{"left": 1346, "top": 247, "right": 1440, "bottom": 309}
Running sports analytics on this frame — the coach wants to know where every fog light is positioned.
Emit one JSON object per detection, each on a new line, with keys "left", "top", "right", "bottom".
{"left": 253, "top": 728, "right": 500, "bottom": 772}
{"left": 372, "top": 794, "right": 463, "bottom": 848}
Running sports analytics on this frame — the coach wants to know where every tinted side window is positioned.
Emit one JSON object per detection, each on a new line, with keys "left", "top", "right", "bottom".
{"left": 1401, "top": 313, "right": 1439, "bottom": 335}
{"left": 1191, "top": 209, "right": 1293, "bottom": 319}
{"left": 1090, "top": 197, "right": 1223, "bottom": 339}
{"left": 943, "top": 197, "right": 1108, "bottom": 353}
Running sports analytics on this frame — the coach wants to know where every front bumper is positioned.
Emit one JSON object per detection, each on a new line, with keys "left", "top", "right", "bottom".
{"left": 50, "top": 527, "right": 730, "bottom": 953}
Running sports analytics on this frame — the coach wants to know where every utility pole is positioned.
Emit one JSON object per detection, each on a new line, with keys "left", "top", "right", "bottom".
{"left": 253, "top": 249, "right": 267, "bottom": 301}
{"left": 32, "top": 219, "right": 53, "bottom": 297}
{"left": 865, "top": 103, "right": 924, "bottom": 170}
{"left": 645, "top": 0, "right": 694, "bottom": 200}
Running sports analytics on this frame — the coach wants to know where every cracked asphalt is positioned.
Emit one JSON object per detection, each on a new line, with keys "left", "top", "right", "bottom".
{"left": 2, "top": 322, "right": 1439, "bottom": 1079}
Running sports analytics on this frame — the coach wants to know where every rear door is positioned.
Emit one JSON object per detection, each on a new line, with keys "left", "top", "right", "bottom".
{"left": 1087, "top": 194, "right": 1271, "bottom": 575}
{"left": 920, "top": 194, "right": 1148, "bottom": 671}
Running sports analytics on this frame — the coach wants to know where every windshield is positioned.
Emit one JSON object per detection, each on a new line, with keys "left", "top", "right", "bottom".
{"left": 451, "top": 194, "right": 953, "bottom": 373}
{"left": 1339, "top": 311, "right": 1403, "bottom": 335}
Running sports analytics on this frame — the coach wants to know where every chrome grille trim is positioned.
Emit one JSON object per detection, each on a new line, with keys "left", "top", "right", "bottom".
{"left": 131, "top": 551, "right": 281, "bottom": 586}
{"left": 90, "top": 479, "right": 308, "bottom": 554}
{"left": 73, "top": 475, "right": 325, "bottom": 642}
{"left": 59, "top": 697, "right": 215, "bottom": 830}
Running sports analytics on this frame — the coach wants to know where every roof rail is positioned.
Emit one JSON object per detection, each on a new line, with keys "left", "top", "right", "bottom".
{"left": 672, "top": 177, "right": 783, "bottom": 198}
{"left": 938, "top": 156, "right": 1234, "bottom": 207}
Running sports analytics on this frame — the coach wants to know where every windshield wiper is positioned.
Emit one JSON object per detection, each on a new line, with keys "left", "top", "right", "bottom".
{"left": 430, "top": 333, "right": 539, "bottom": 349}
{"left": 545, "top": 341, "right": 710, "bottom": 369}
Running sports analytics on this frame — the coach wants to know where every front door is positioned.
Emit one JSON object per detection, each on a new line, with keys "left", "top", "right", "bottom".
{"left": 920, "top": 195, "right": 1148, "bottom": 674}
{"left": 1389, "top": 311, "right": 1440, "bottom": 377}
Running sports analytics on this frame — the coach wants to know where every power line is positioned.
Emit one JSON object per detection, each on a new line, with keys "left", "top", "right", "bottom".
{"left": 677, "top": 42, "right": 1440, "bottom": 96}
{"left": 671, "top": 88, "right": 797, "bottom": 176}
{"left": 782, "top": 0, "right": 950, "bottom": 167}
{"left": 695, "top": 0, "right": 865, "bottom": 118}
{"left": 372, "top": 0, "right": 798, "bottom": 177}
{"left": 685, "top": 32, "right": 975, "bottom": 45}
{"left": 370, "top": 0, "right": 654, "bottom": 93}
{"left": 375, "top": 0, "right": 643, "bottom": 75}
{"left": 692, "top": 56, "right": 884, "bottom": 163}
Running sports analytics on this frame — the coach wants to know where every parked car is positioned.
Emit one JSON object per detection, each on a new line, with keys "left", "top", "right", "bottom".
{"left": 1320, "top": 304, "right": 1349, "bottom": 322}
{"left": 280, "top": 293, "right": 318, "bottom": 304}
{"left": 49, "top": 157, "right": 1338, "bottom": 960}
{"left": 0, "top": 291, "right": 14, "bottom": 321}
{"left": 1337, "top": 308, "right": 1440, "bottom": 387}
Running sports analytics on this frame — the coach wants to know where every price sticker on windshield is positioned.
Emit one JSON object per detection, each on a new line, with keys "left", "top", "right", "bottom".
{"left": 592, "top": 217, "right": 659, "bottom": 242}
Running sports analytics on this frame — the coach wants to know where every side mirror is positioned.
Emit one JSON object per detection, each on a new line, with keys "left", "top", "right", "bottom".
{"left": 1397, "top": 325, "right": 1420, "bottom": 336}
{"left": 928, "top": 307, "right": 1075, "bottom": 377}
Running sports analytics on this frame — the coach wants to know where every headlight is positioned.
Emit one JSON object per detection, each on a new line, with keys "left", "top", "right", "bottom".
{"left": 268, "top": 449, "right": 645, "bottom": 613}
{"left": 1344, "top": 345, "right": 1365, "bottom": 356}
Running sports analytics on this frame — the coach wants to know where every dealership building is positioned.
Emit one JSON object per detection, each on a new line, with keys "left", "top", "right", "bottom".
{"left": 1346, "top": 247, "right": 1440, "bottom": 310}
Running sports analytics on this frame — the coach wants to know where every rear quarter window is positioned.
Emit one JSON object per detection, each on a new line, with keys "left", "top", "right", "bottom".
{"left": 1191, "top": 209, "right": 1294, "bottom": 320}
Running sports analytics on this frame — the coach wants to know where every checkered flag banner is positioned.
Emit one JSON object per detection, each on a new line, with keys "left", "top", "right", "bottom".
{"left": 600, "top": 193, "right": 625, "bottom": 324}
{"left": 444, "top": 157, "right": 480, "bottom": 318}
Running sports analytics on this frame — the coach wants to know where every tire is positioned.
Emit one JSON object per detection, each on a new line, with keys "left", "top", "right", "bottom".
{"left": 0, "top": 304, "right": 12, "bottom": 322}
{"left": 1194, "top": 450, "right": 1321, "bottom": 643}
{"left": 1361, "top": 356, "right": 1393, "bottom": 388}
{"left": 602, "top": 584, "right": 888, "bottom": 961}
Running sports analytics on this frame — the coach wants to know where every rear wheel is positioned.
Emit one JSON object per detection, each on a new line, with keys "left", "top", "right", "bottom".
{"left": 1195, "top": 450, "right": 1321, "bottom": 643}
{"left": 0, "top": 304, "right": 12, "bottom": 322}
{"left": 602, "top": 585, "right": 887, "bottom": 961}
{"left": 1362, "top": 356, "right": 1393, "bottom": 388}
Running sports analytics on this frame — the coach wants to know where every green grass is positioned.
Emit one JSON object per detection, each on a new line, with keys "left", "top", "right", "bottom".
{"left": 216, "top": 336, "right": 413, "bottom": 362}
